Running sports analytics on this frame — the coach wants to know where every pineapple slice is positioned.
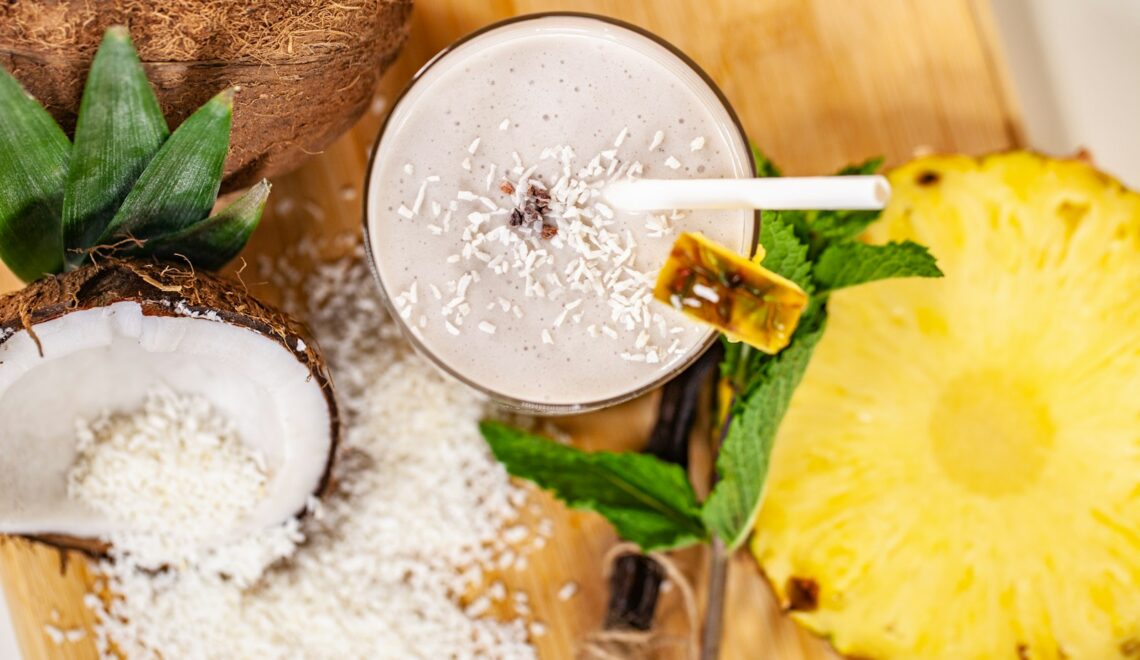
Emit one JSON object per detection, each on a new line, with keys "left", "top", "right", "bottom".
{"left": 751, "top": 153, "right": 1140, "bottom": 659}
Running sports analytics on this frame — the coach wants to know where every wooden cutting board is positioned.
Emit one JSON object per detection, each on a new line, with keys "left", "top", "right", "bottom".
{"left": 0, "top": 1, "right": 1018, "bottom": 657}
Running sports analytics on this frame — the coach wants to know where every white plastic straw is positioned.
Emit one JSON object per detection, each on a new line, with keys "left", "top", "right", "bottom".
{"left": 604, "top": 176, "right": 890, "bottom": 211}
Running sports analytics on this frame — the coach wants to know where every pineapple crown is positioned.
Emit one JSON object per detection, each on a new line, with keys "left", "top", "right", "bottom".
{"left": 0, "top": 26, "right": 268, "bottom": 283}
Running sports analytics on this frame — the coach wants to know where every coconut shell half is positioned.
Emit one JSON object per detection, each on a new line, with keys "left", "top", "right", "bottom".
{"left": 0, "top": 0, "right": 413, "bottom": 190}
{"left": 0, "top": 258, "right": 340, "bottom": 552}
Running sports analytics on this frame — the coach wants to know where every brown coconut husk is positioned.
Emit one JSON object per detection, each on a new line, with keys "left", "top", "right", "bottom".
{"left": 0, "top": 258, "right": 342, "bottom": 554}
{"left": 0, "top": 0, "right": 413, "bottom": 190}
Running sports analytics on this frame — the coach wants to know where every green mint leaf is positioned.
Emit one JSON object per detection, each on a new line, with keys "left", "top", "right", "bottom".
{"left": 62, "top": 27, "right": 168, "bottom": 267}
{"left": 814, "top": 240, "right": 943, "bottom": 291}
{"left": 836, "top": 156, "right": 884, "bottom": 176}
{"left": 702, "top": 315, "right": 827, "bottom": 549}
{"left": 142, "top": 179, "right": 269, "bottom": 270}
{"left": 802, "top": 158, "right": 886, "bottom": 246}
{"left": 480, "top": 421, "right": 707, "bottom": 552}
{"left": 99, "top": 87, "right": 233, "bottom": 245}
{"left": 758, "top": 212, "right": 813, "bottom": 292}
{"left": 0, "top": 67, "right": 68, "bottom": 281}
{"left": 751, "top": 144, "right": 782, "bottom": 178}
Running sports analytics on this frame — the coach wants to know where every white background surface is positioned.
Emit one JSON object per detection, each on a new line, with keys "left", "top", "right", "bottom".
{"left": 990, "top": 0, "right": 1140, "bottom": 187}
{"left": 1, "top": 1, "right": 1138, "bottom": 658}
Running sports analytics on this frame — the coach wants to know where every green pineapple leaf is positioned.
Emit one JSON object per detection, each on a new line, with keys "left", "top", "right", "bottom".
{"left": 142, "top": 179, "right": 269, "bottom": 271}
{"left": 63, "top": 26, "right": 168, "bottom": 268}
{"left": 99, "top": 87, "right": 234, "bottom": 246}
{"left": 0, "top": 68, "right": 69, "bottom": 282}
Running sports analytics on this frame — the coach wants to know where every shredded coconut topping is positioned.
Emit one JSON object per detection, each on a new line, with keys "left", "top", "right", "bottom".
{"left": 396, "top": 135, "right": 695, "bottom": 364}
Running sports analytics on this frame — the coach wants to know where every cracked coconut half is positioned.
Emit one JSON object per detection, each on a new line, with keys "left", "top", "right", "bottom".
{"left": 0, "top": 27, "right": 338, "bottom": 550}
{"left": 752, "top": 152, "right": 1140, "bottom": 659}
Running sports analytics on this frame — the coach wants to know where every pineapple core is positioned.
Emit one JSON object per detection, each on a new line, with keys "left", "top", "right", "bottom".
{"left": 752, "top": 153, "right": 1140, "bottom": 660}
{"left": 654, "top": 232, "right": 807, "bottom": 353}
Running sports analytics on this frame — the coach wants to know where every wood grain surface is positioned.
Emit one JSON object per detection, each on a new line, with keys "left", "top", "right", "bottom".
{"left": 0, "top": 1, "right": 1017, "bottom": 657}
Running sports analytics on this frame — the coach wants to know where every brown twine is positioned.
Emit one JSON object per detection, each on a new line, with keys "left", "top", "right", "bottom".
{"left": 580, "top": 542, "right": 700, "bottom": 660}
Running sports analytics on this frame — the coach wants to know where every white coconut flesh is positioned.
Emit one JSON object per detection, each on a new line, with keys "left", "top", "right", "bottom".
{"left": 0, "top": 300, "right": 333, "bottom": 544}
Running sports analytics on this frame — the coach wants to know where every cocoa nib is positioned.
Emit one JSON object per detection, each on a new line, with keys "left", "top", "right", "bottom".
{"left": 528, "top": 184, "right": 550, "bottom": 202}
{"left": 507, "top": 180, "right": 553, "bottom": 232}
{"left": 526, "top": 184, "right": 551, "bottom": 214}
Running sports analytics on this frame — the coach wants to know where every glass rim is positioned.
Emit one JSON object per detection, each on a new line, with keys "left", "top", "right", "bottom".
{"left": 362, "top": 11, "right": 760, "bottom": 415}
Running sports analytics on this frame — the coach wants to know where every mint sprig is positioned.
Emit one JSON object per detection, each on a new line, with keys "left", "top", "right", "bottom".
{"left": 757, "top": 212, "right": 813, "bottom": 292}
{"left": 814, "top": 240, "right": 943, "bottom": 290}
{"left": 479, "top": 148, "right": 944, "bottom": 553}
{"left": 481, "top": 421, "right": 706, "bottom": 551}
{"left": 702, "top": 312, "right": 826, "bottom": 548}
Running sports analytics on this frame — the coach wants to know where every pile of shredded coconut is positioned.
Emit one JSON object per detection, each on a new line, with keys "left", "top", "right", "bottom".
{"left": 83, "top": 252, "right": 542, "bottom": 659}
{"left": 68, "top": 386, "right": 268, "bottom": 568}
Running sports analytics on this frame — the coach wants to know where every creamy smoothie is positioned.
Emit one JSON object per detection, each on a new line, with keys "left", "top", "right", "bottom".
{"left": 365, "top": 14, "right": 755, "bottom": 410}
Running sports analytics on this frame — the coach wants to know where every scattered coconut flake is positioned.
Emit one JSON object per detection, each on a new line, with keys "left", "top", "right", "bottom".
{"left": 413, "top": 182, "right": 428, "bottom": 215}
{"left": 690, "top": 136, "right": 706, "bottom": 151}
{"left": 692, "top": 283, "right": 720, "bottom": 303}
{"left": 541, "top": 329, "right": 554, "bottom": 345}
{"left": 462, "top": 157, "right": 472, "bottom": 171}
{"left": 82, "top": 254, "right": 537, "bottom": 659}
{"left": 557, "top": 581, "right": 579, "bottom": 602}
{"left": 468, "top": 137, "right": 482, "bottom": 155}
{"left": 649, "top": 130, "right": 665, "bottom": 151}
{"left": 44, "top": 625, "right": 64, "bottom": 645}
{"left": 397, "top": 205, "right": 414, "bottom": 219}
{"left": 274, "top": 197, "right": 296, "bottom": 216}
{"left": 613, "top": 126, "right": 629, "bottom": 147}
{"left": 478, "top": 321, "right": 497, "bottom": 335}
{"left": 403, "top": 163, "right": 415, "bottom": 176}
{"left": 499, "top": 118, "right": 511, "bottom": 131}
{"left": 665, "top": 155, "right": 682, "bottom": 170}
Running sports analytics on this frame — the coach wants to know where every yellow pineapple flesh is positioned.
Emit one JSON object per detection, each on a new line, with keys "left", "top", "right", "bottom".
{"left": 751, "top": 152, "right": 1140, "bottom": 659}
